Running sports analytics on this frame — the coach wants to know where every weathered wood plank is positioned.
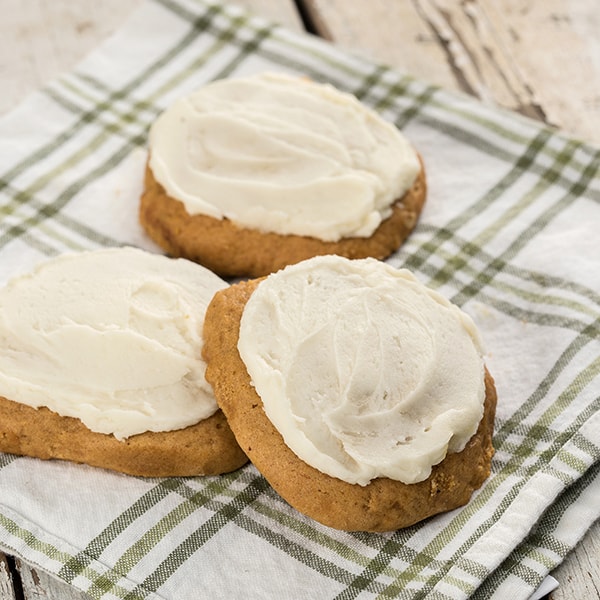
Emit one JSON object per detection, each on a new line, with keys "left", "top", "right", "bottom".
{"left": 301, "top": 0, "right": 460, "bottom": 91}
{"left": 0, "top": 553, "right": 17, "bottom": 600}
{"left": 302, "top": 0, "right": 600, "bottom": 144}
{"left": 550, "top": 524, "right": 600, "bottom": 600}
{"left": 15, "top": 558, "right": 93, "bottom": 600}
{"left": 1, "top": 0, "right": 139, "bottom": 115}
{"left": 0, "top": 0, "right": 303, "bottom": 116}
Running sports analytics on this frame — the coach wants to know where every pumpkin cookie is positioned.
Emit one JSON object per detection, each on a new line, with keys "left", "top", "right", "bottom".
{"left": 140, "top": 72, "right": 427, "bottom": 278}
{"left": 0, "top": 247, "right": 247, "bottom": 477}
{"left": 203, "top": 256, "right": 496, "bottom": 531}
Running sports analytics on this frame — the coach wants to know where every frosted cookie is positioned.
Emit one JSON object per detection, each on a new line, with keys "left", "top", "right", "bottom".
{"left": 0, "top": 247, "right": 247, "bottom": 477}
{"left": 140, "top": 72, "right": 427, "bottom": 277}
{"left": 203, "top": 256, "right": 496, "bottom": 531}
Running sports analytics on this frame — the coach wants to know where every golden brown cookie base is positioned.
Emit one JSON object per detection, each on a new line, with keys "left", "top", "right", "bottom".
{"left": 203, "top": 278, "right": 497, "bottom": 532}
{"left": 0, "top": 396, "right": 248, "bottom": 477}
{"left": 139, "top": 158, "right": 427, "bottom": 278}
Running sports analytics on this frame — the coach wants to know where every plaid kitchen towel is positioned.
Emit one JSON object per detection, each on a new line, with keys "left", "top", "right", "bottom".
{"left": 0, "top": 0, "right": 598, "bottom": 598}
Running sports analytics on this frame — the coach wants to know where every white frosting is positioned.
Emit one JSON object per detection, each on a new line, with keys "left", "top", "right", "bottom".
{"left": 238, "top": 256, "right": 486, "bottom": 486}
{"left": 0, "top": 247, "right": 228, "bottom": 440}
{"left": 149, "top": 72, "right": 420, "bottom": 242}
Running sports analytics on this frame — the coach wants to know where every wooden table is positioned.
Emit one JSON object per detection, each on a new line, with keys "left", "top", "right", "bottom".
{"left": 0, "top": 1, "right": 598, "bottom": 598}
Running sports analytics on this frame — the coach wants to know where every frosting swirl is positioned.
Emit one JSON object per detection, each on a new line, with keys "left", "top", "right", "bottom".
{"left": 149, "top": 72, "right": 420, "bottom": 242}
{"left": 238, "top": 256, "right": 486, "bottom": 485}
{"left": 0, "top": 247, "right": 227, "bottom": 440}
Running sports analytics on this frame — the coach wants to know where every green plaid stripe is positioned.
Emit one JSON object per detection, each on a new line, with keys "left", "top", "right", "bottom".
{"left": 0, "top": 3, "right": 274, "bottom": 257}
{"left": 0, "top": 0, "right": 598, "bottom": 599}
{"left": 477, "top": 459, "right": 600, "bottom": 598}
{"left": 398, "top": 359, "right": 600, "bottom": 597}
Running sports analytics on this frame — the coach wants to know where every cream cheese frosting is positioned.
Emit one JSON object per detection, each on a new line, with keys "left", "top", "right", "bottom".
{"left": 238, "top": 255, "right": 486, "bottom": 486}
{"left": 0, "top": 247, "right": 228, "bottom": 440}
{"left": 149, "top": 72, "right": 420, "bottom": 242}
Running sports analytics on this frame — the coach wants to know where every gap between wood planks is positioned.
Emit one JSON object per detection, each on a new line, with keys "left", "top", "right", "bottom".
{"left": 0, "top": 554, "right": 21, "bottom": 600}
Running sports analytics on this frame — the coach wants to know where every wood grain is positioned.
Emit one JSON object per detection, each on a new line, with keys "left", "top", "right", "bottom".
{"left": 303, "top": 1, "right": 460, "bottom": 90}
{"left": 0, "top": 554, "right": 17, "bottom": 600}
{"left": 303, "top": 0, "right": 600, "bottom": 144}
{"left": 14, "top": 557, "right": 93, "bottom": 600}
{"left": 0, "top": 0, "right": 303, "bottom": 115}
{"left": 551, "top": 524, "right": 600, "bottom": 600}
